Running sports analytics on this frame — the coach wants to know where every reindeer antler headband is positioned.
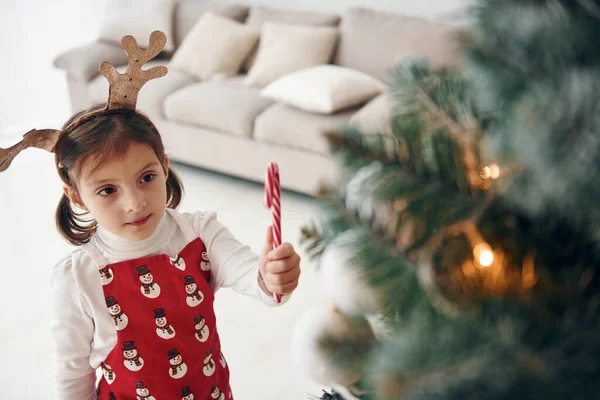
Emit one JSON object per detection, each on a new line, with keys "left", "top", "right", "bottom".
{"left": 0, "top": 30, "right": 168, "bottom": 173}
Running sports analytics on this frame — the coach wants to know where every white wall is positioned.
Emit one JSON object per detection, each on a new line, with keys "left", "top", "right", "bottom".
{"left": 0, "top": 0, "right": 472, "bottom": 135}
{"left": 0, "top": 0, "right": 103, "bottom": 134}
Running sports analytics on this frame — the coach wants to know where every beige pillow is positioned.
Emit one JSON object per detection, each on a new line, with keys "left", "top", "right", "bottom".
{"left": 99, "top": 0, "right": 176, "bottom": 52}
{"left": 261, "top": 65, "right": 385, "bottom": 114}
{"left": 350, "top": 92, "right": 394, "bottom": 135}
{"left": 244, "top": 23, "right": 339, "bottom": 87}
{"left": 170, "top": 12, "right": 259, "bottom": 80}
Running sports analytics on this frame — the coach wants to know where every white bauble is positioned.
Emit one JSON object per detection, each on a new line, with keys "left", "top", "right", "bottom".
{"left": 320, "top": 231, "right": 382, "bottom": 316}
{"left": 291, "top": 306, "right": 377, "bottom": 388}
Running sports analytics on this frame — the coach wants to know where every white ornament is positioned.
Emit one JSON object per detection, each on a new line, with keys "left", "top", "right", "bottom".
{"left": 320, "top": 231, "right": 381, "bottom": 316}
{"left": 291, "top": 306, "right": 376, "bottom": 387}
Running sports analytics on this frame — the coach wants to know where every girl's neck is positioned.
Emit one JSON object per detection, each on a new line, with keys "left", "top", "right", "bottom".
{"left": 93, "top": 210, "right": 172, "bottom": 260}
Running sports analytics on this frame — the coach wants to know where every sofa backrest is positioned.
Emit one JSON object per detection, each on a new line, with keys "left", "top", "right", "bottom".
{"left": 335, "top": 7, "right": 464, "bottom": 81}
{"left": 174, "top": 0, "right": 250, "bottom": 48}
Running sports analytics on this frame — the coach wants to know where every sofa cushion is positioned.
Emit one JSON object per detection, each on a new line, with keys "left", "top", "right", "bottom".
{"left": 254, "top": 104, "right": 355, "bottom": 155}
{"left": 245, "top": 23, "right": 339, "bottom": 87}
{"left": 175, "top": 1, "right": 249, "bottom": 48}
{"left": 261, "top": 65, "right": 385, "bottom": 114}
{"left": 163, "top": 76, "right": 274, "bottom": 137}
{"left": 335, "top": 7, "right": 462, "bottom": 81}
{"left": 54, "top": 42, "right": 129, "bottom": 82}
{"left": 87, "top": 61, "right": 196, "bottom": 119}
{"left": 170, "top": 12, "right": 259, "bottom": 80}
{"left": 243, "top": 6, "right": 341, "bottom": 71}
{"left": 99, "top": 0, "right": 176, "bottom": 52}
{"left": 350, "top": 92, "right": 394, "bottom": 135}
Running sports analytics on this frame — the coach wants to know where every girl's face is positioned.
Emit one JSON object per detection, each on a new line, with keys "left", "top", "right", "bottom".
{"left": 65, "top": 142, "right": 169, "bottom": 241}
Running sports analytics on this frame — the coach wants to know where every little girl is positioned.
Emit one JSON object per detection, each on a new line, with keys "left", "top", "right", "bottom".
{"left": 0, "top": 31, "right": 301, "bottom": 400}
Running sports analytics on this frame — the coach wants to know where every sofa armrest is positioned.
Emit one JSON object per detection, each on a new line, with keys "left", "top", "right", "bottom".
{"left": 53, "top": 41, "right": 128, "bottom": 82}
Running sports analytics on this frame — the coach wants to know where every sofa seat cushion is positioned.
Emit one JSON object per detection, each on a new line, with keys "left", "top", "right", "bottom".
{"left": 254, "top": 103, "right": 355, "bottom": 155}
{"left": 163, "top": 76, "right": 274, "bottom": 137}
{"left": 87, "top": 61, "right": 196, "bottom": 119}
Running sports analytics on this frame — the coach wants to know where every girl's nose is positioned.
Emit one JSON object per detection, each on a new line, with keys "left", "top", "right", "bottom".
{"left": 125, "top": 188, "right": 147, "bottom": 213}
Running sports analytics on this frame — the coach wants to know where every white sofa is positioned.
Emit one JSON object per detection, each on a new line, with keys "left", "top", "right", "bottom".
{"left": 53, "top": 1, "right": 462, "bottom": 195}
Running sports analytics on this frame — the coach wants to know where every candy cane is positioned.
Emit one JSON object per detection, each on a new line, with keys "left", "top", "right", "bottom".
{"left": 264, "top": 162, "right": 282, "bottom": 303}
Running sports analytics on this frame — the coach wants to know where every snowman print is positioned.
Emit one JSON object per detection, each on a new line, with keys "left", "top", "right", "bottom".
{"left": 106, "top": 297, "right": 128, "bottom": 331}
{"left": 168, "top": 348, "right": 188, "bottom": 379}
{"left": 135, "top": 382, "right": 156, "bottom": 400}
{"left": 102, "top": 363, "right": 116, "bottom": 385}
{"left": 219, "top": 351, "right": 227, "bottom": 368}
{"left": 184, "top": 276, "right": 204, "bottom": 307}
{"left": 137, "top": 266, "right": 161, "bottom": 299}
{"left": 203, "top": 350, "right": 216, "bottom": 377}
{"left": 109, "top": 393, "right": 118, "bottom": 400}
{"left": 122, "top": 341, "right": 144, "bottom": 372}
{"left": 194, "top": 315, "right": 210, "bottom": 343}
{"left": 200, "top": 246, "right": 211, "bottom": 271}
{"left": 170, "top": 254, "right": 186, "bottom": 271}
{"left": 210, "top": 385, "right": 225, "bottom": 400}
{"left": 154, "top": 308, "right": 176, "bottom": 340}
{"left": 99, "top": 266, "right": 114, "bottom": 285}
{"left": 181, "top": 386, "right": 195, "bottom": 400}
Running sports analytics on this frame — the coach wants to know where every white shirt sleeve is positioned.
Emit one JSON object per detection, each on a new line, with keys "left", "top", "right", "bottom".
{"left": 192, "top": 211, "right": 291, "bottom": 306}
{"left": 50, "top": 254, "right": 97, "bottom": 400}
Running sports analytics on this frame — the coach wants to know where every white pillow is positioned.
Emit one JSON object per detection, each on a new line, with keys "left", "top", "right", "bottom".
{"left": 170, "top": 13, "right": 260, "bottom": 80}
{"left": 261, "top": 65, "right": 385, "bottom": 114}
{"left": 245, "top": 23, "right": 339, "bottom": 87}
{"left": 99, "top": 0, "right": 176, "bottom": 52}
{"left": 350, "top": 93, "right": 394, "bottom": 135}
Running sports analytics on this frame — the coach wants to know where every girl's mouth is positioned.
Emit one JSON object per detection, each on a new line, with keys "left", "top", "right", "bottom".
{"left": 127, "top": 214, "right": 151, "bottom": 227}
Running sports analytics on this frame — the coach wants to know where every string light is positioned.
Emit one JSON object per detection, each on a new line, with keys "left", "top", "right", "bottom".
{"left": 473, "top": 243, "right": 494, "bottom": 267}
{"left": 480, "top": 164, "right": 501, "bottom": 180}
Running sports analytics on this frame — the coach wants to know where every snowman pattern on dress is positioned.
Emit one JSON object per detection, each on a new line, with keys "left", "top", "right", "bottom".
{"left": 137, "top": 266, "right": 161, "bottom": 299}
{"left": 102, "top": 363, "right": 116, "bottom": 385}
{"left": 122, "top": 341, "right": 144, "bottom": 372}
{"left": 194, "top": 315, "right": 210, "bottom": 343}
{"left": 200, "top": 245, "right": 211, "bottom": 271}
{"left": 219, "top": 351, "right": 227, "bottom": 368}
{"left": 106, "top": 297, "right": 128, "bottom": 331}
{"left": 170, "top": 254, "right": 186, "bottom": 271}
{"left": 203, "top": 349, "right": 216, "bottom": 377}
{"left": 184, "top": 276, "right": 204, "bottom": 307}
{"left": 99, "top": 265, "right": 114, "bottom": 285}
{"left": 154, "top": 308, "right": 176, "bottom": 340}
{"left": 210, "top": 385, "right": 225, "bottom": 400}
{"left": 135, "top": 381, "right": 156, "bottom": 400}
{"left": 181, "top": 386, "right": 195, "bottom": 400}
{"left": 109, "top": 393, "right": 118, "bottom": 400}
{"left": 168, "top": 348, "right": 188, "bottom": 379}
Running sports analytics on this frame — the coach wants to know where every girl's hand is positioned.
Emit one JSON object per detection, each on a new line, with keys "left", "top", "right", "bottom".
{"left": 258, "top": 226, "right": 301, "bottom": 297}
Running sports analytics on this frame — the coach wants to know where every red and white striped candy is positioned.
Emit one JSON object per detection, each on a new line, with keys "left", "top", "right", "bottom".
{"left": 264, "top": 162, "right": 282, "bottom": 303}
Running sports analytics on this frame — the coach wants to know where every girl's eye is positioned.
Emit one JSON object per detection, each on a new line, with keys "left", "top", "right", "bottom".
{"left": 98, "top": 187, "right": 115, "bottom": 196}
{"left": 142, "top": 173, "right": 156, "bottom": 183}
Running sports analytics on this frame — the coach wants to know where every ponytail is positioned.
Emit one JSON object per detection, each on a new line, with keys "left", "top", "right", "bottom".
{"left": 166, "top": 167, "right": 184, "bottom": 209}
{"left": 55, "top": 193, "right": 97, "bottom": 246}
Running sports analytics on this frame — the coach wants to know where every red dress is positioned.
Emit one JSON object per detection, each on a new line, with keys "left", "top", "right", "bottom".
{"left": 84, "top": 216, "right": 232, "bottom": 400}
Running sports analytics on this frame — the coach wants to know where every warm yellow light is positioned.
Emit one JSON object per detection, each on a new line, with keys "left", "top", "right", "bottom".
{"left": 474, "top": 243, "right": 494, "bottom": 267}
{"left": 481, "top": 164, "right": 500, "bottom": 180}
{"left": 489, "top": 164, "right": 500, "bottom": 179}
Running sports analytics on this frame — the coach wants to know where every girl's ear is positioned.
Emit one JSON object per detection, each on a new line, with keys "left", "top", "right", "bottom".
{"left": 162, "top": 156, "right": 169, "bottom": 180}
{"left": 63, "top": 185, "right": 87, "bottom": 211}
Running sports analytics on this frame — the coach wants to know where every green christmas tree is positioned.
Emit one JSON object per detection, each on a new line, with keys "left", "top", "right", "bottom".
{"left": 294, "top": 1, "right": 600, "bottom": 399}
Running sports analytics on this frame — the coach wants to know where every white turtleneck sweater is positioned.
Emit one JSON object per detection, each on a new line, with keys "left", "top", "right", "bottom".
{"left": 50, "top": 208, "right": 288, "bottom": 400}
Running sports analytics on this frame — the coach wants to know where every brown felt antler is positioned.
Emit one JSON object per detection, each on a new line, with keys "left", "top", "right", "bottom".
{"left": 100, "top": 30, "right": 168, "bottom": 110}
{"left": 0, "top": 129, "right": 62, "bottom": 172}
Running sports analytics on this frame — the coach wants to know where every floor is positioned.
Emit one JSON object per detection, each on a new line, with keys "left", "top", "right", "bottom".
{"left": 0, "top": 144, "right": 329, "bottom": 399}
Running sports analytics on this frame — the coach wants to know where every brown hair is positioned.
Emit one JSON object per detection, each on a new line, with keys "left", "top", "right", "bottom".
{"left": 54, "top": 104, "right": 184, "bottom": 246}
